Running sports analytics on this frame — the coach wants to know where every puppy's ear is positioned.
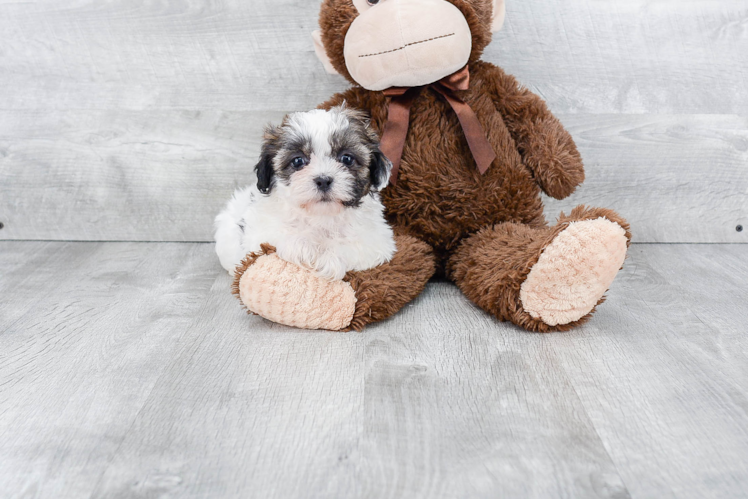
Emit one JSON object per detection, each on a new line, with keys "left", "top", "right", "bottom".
{"left": 337, "top": 102, "right": 371, "bottom": 129}
{"left": 369, "top": 150, "right": 393, "bottom": 191}
{"left": 255, "top": 126, "right": 281, "bottom": 194}
{"left": 255, "top": 152, "right": 275, "bottom": 195}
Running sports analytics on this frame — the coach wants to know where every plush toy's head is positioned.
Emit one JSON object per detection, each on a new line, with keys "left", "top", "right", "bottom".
{"left": 313, "top": 0, "right": 505, "bottom": 91}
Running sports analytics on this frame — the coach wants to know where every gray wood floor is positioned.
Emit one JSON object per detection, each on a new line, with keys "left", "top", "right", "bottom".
{"left": 1, "top": 241, "right": 747, "bottom": 498}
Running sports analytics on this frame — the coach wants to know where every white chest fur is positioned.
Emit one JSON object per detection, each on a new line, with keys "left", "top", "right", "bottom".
{"left": 215, "top": 184, "right": 396, "bottom": 280}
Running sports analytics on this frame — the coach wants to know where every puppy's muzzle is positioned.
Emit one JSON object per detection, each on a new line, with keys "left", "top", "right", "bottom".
{"left": 314, "top": 176, "right": 334, "bottom": 193}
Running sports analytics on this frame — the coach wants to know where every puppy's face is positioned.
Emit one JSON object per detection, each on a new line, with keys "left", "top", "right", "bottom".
{"left": 255, "top": 106, "right": 392, "bottom": 215}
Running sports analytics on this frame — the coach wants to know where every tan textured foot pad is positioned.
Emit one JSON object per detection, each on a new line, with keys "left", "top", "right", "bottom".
{"left": 237, "top": 254, "right": 356, "bottom": 331}
{"left": 520, "top": 217, "right": 628, "bottom": 326}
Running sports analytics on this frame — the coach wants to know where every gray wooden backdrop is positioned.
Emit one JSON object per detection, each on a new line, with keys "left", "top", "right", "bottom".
{"left": 1, "top": 0, "right": 746, "bottom": 242}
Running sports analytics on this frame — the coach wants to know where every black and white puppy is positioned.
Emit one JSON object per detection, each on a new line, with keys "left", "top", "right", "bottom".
{"left": 215, "top": 105, "right": 396, "bottom": 280}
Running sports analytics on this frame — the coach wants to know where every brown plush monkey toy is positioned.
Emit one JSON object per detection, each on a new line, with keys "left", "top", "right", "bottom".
{"left": 233, "top": 0, "right": 631, "bottom": 332}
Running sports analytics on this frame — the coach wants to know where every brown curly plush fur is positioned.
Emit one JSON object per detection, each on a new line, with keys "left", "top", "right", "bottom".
{"left": 344, "top": 233, "right": 436, "bottom": 331}
{"left": 317, "top": 73, "right": 593, "bottom": 279}
{"left": 309, "top": 0, "right": 631, "bottom": 331}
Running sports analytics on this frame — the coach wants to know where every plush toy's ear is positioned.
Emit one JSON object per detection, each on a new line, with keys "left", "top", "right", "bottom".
{"left": 491, "top": 0, "right": 506, "bottom": 32}
{"left": 370, "top": 150, "right": 393, "bottom": 192}
{"left": 312, "top": 30, "right": 340, "bottom": 75}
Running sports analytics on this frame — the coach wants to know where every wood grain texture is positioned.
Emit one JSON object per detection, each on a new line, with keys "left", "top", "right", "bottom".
{"left": 0, "top": 242, "right": 219, "bottom": 498}
{"left": 1, "top": 0, "right": 747, "bottom": 489}
{"left": 543, "top": 114, "right": 748, "bottom": 243}
{"left": 0, "top": 109, "right": 282, "bottom": 241}
{"left": 0, "top": 0, "right": 745, "bottom": 114}
{"left": 1, "top": 0, "right": 747, "bottom": 243}
{"left": 91, "top": 275, "right": 368, "bottom": 498}
{"left": 98, "top": 288, "right": 627, "bottom": 498}
{"left": 1, "top": 112, "right": 746, "bottom": 242}
{"left": 549, "top": 244, "right": 748, "bottom": 497}
{"left": 355, "top": 285, "right": 628, "bottom": 498}
{"left": 492, "top": 0, "right": 748, "bottom": 115}
{"left": 1, "top": 241, "right": 747, "bottom": 497}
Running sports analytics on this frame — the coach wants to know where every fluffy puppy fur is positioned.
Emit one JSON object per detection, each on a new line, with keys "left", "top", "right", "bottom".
{"left": 215, "top": 105, "right": 396, "bottom": 280}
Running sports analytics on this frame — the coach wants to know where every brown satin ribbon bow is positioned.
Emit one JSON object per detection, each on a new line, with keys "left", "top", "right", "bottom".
{"left": 379, "top": 65, "right": 496, "bottom": 186}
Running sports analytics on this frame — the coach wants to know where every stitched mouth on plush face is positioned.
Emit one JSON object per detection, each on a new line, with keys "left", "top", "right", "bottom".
{"left": 357, "top": 33, "right": 456, "bottom": 59}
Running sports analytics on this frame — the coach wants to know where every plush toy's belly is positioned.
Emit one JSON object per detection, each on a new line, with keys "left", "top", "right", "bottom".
{"left": 380, "top": 90, "right": 545, "bottom": 264}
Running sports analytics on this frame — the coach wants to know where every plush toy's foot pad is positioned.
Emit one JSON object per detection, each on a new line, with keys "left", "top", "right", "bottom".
{"left": 520, "top": 217, "right": 628, "bottom": 326}
{"left": 237, "top": 253, "right": 356, "bottom": 331}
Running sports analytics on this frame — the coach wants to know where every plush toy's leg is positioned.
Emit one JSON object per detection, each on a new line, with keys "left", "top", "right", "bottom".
{"left": 448, "top": 206, "right": 631, "bottom": 332}
{"left": 233, "top": 234, "right": 435, "bottom": 331}
{"left": 343, "top": 233, "right": 436, "bottom": 330}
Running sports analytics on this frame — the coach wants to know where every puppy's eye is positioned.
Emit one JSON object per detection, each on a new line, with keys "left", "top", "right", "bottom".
{"left": 340, "top": 154, "right": 355, "bottom": 166}
{"left": 367, "top": 0, "right": 379, "bottom": 4}
{"left": 291, "top": 157, "right": 306, "bottom": 170}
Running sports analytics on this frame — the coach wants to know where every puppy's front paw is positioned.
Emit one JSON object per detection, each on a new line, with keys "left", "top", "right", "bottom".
{"left": 311, "top": 252, "right": 348, "bottom": 281}
{"left": 233, "top": 247, "right": 356, "bottom": 331}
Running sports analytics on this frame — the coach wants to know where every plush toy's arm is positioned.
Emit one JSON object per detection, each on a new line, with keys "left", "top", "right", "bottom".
{"left": 481, "top": 62, "right": 585, "bottom": 200}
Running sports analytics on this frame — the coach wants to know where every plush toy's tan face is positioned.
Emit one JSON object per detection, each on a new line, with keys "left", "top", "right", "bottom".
{"left": 345, "top": 0, "right": 472, "bottom": 90}
{"left": 315, "top": 0, "right": 505, "bottom": 90}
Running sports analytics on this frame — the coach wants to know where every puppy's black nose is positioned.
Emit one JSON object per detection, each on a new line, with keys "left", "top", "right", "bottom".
{"left": 314, "top": 176, "right": 334, "bottom": 193}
